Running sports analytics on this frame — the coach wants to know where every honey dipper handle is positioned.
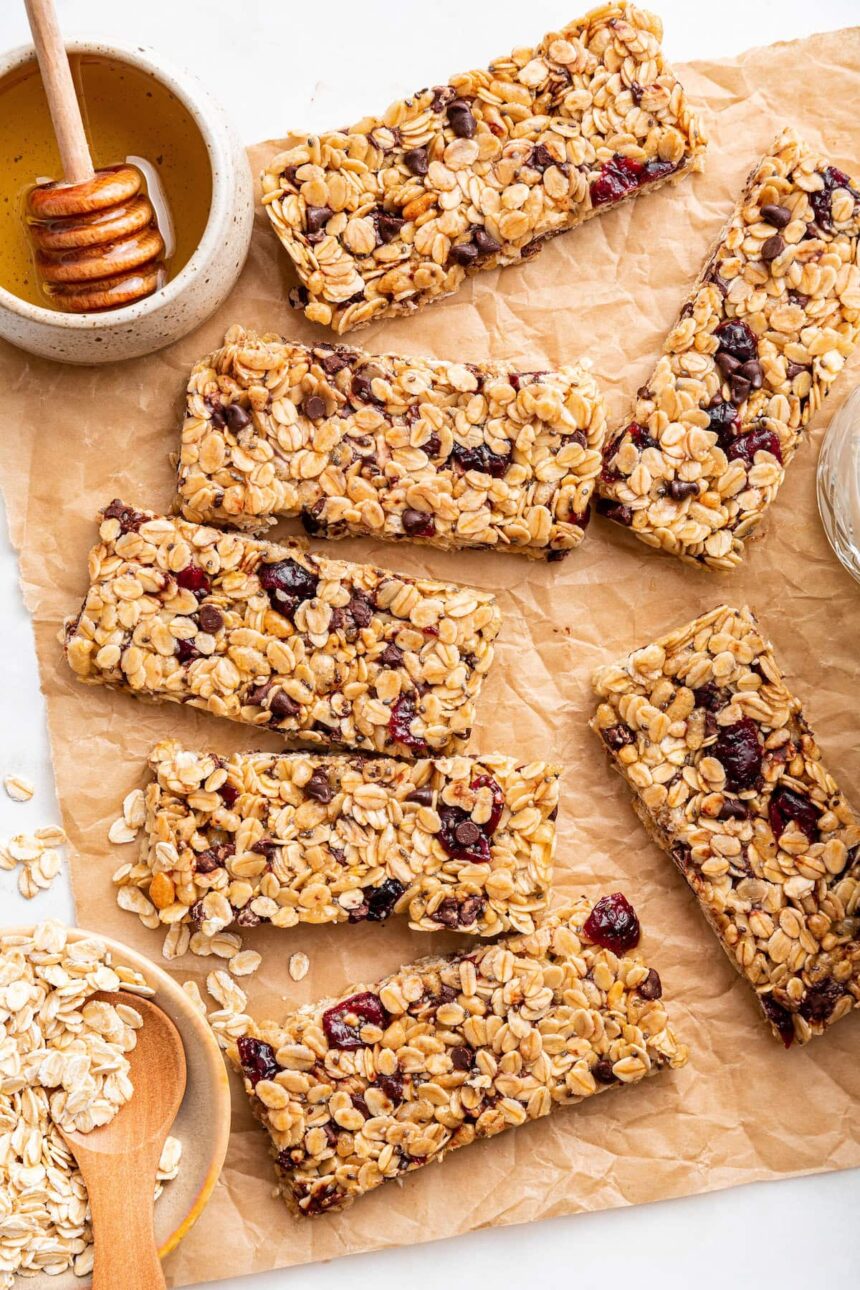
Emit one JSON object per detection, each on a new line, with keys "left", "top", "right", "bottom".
{"left": 24, "top": 0, "right": 94, "bottom": 184}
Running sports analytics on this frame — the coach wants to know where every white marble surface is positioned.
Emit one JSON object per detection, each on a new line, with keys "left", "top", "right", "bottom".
{"left": 0, "top": 1, "right": 857, "bottom": 1286}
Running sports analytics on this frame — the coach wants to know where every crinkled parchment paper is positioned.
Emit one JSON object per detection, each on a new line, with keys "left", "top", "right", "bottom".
{"left": 1, "top": 27, "right": 859, "bottom": 1287}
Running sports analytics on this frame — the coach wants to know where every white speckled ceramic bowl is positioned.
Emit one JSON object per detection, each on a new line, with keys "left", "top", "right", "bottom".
{"left": 0, "top": 40, "right": 254, "bottom": 365}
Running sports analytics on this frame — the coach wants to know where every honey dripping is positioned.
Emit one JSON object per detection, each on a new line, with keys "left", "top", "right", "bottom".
{"left": 0, "top": 55, "right": 211, "bottom": 310}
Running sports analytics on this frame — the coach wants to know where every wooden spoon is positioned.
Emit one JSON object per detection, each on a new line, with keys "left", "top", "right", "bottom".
{"left": 58, "top": 992, "right": 187, "bottom": 1290}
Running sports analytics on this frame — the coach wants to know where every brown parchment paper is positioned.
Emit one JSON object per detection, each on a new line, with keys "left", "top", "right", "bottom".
{"left": 1, "top": 26, "right": 859, "bottom": 1286}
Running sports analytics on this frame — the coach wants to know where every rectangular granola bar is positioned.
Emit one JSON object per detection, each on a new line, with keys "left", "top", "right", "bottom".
{"left": 596, "top": 130, "right": 860, "bottom": 568}
{"left": 119, "top": 738, "right": 560, "bottom": 938}
{"left": 64, "top": 502, "right": 500, "bottom": 757}
{"left": 176, "top": 325, "right": 606, "bottom": 558}
{"left": 591, "top": 604, "right": 860, "bottom": 1045}
{"left": 261, "top": 4, "right": 705, "bottom": 334}
{"left": 227, "top": 896, "right": 686, "bottom": 1214}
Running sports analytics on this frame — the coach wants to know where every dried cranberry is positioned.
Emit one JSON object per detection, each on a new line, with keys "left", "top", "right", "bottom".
{"left": 761, "top": 994, "right": 795, "bottom": 1048}
{"left": 380, "top": 643, "right": 404, "bottom": 668}
{"left": 594, "top": 1059, "right": 616, "bottom": 1083}
{"left": 583, "top": 893, "right": 641, "bottom": 954}
{"left": 596, "top": 497, "right": 634, "bottom": 526}
{"left": 470, "top": 774, "right": 504, "bottom": 834}
{"left": 450, "top": 440, "right": 510, "bottom": 478}
{"left": 458, "top": 896, "right": 485, "bottom": 926}
{"left": 799, "top": 979, "right": 844, "bottom": 1024}
{"left": 718, "top": 799, "right": 749, "bottom": 822}
{"left": 237, "top": 1037, "right": 279, "bottom": 1086}
{"left": 707, "top": 400, "right": 741, "bottom": 450}
{"left": 727, "top": 426, "right": 783, "bottom": 467}
{"left": 374, "top": 1073, "right": 405, "bottom": 1105}
{"left": 600, "top": 723, "right": 635, "bottom": 751}
{"left": 590, "top": 153, "right": 675, "bottom": 206}
{"left": 713, "top": 717, "right": 763, "bottom": 791}
{"left": 365, "top": 877, "right": 405, "bottom": 922}
{"left": 322, "top": 992, "right": 387, "bottom": 1049}
{"left": 176, "top": 639, "right": 200, "bottom": 663}
{"left": 694, "top": 682, "right": 728, "bottom": 712}
{"left": 175, "top": 564, "right": 211, "bottom": 596}
{"left": 627, "top": 422, "right": 658, "bottom": 451}
{"left": 388, "top": 694, "right": 428, "bottom": 754}
{"left": 768, "top": 785, "right": 821, "bottom": 842}
{"left": 219, "top": 782, "right": 239, "bottom": 807}
{"left": 250, "top": 838, "right": 278, "bottom": 863}
{"left": 809, "top": 166, "right": 855, "bottom": 233}
{"left": 258, "top": 558, "right": 318, "bottom": 618}
{"left": 715, "top": 319, "right": 758, "bottom": 363}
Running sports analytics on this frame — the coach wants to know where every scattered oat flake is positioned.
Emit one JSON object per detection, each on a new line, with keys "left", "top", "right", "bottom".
{"left": 228, "top": 950, "right": 262, "bottom": 978}
{"left": 4, "top": 774, "right": 34, "bottom": 802}
{"left": 289, "top": 952, "right": 310, "bottom": 982}
{"left": 1, "top": 827, "right": 70, "bottom": 900}
{"left": 108, "top": 817, "right": 138, "bottom": 845}
{"left": 122, "top": 788, "right": 146, "bottom": 829}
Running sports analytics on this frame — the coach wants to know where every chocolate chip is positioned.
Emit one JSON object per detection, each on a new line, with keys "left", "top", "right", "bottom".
{"left": 432, "top": 898, "right": 460, "bottom": 928}
{"left": 450, "top": 1046, "right": 472, "bottom": 1071}
{"left": 630, "top": 82, "right": 644, "bottom": 106}
{"left": 761, "top": 234, "right": 785, "bottom": 263}
{"left": 347, "top": 591, "right": 374, "bottom": 628}
{"left": 402, "top": 507, "right": 436, "bottom": 537}
{"left": 446, "top": 98, "right": 475, "bottom": 138}
{"left": 406, "top": 785, "right": 433, "bottom": 806}
{"left": 380, "top": 643, "right": 404, "bottom": 667}
{"left": 305, "top": 769, "right": 334, "bottom": 804}
{"left": 456, "top": 895, "right": 485, "bottom": 926}
{"left": 785, "top": 361, "right": 808, "bottom": 380}
{"left": 454, "top": 820, "right": 481, "bottom": 847}
{"left": 715, "top": 352, "right": 741, "bottom": 378}
{"left": 235, "top": 907, "right": 262, "bottom": 928}
{"left": 198, "top": 604, "right": 224, "bottom": 633}
{"left": 737, "top": 359, "right": 763, "bottom": 390}
{"left": 761, "top": 203, "right": 791, "bottom": 228}
{"left": 449, "top": 242, "right": 479, "bottom": 266}
{"left": 729, "top": 375, "right": 752, "bottom": 403}
{"left": 668, "top": 480, "right": 698, "bottom": 501}
{"left": 269, "top": 689, "right": 300, "bottom": 721}
{"left": 223, "top": 403, "right": 251, "bottom": 432}
{"left": 246, "top": 680, "right": 272, "bottom": 707}
{"left": 473, "top": 228, "right": 501, "bottom": 257}
{"left": 376, "top": 211, "right": 405, "bottom": 243}
{"left": 594, "top": 1059, "right": 616, "bottom": 1084}
{"left": 320, "top": 350, "right": 349, "bottom": 375}
{"left": 718, "top": 798, "right": 748, "bottom": 821}
{"left": 102, "top": 499, "right": 145, "bottom": 533}
{"left": 530, "top": 143, "right": 558, "bottom": 171}
{"left": 305, "top": 205, "right": 333, "bottom": 234}
{"left": 302, "top": 394, "right": 326, "bottom": 420}
{"left": 638, "top": 969, "right": 662, "bottom": 1000}
{"left": 403, "top": 146, "right": 429, "bottom": 176}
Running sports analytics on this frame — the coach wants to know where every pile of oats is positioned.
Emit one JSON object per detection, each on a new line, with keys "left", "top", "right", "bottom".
{"left": 0, "top": 923, "right": 181, "bottom": 1284}
{"left": 0, "top": 825, "right": 68, "bottom": 900}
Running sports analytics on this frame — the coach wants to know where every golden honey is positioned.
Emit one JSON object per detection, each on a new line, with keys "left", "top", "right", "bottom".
{"left": 0, "top": 54, "right": 212, "bottom": 308}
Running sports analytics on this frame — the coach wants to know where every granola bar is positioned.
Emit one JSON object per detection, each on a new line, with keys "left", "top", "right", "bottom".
{"left": 596, "top": 130, "right": 860, "bottom": 568}
{"left": 63, "top": 502, "right": 500, "bottom": 757}
{"left": 591, "top": 604, "right": 860, "bottom": 1045}
{"left": 261, "top": 4, "right": 705, "bottom": 334}
{"left": 118, "top": 738, "right": 560, "bottom": 938}
{"left": 176, "top": 325, "right": 606, "bottom": 558}
{"left": 227, "top": 895, "right": 686, "bottom": 1214}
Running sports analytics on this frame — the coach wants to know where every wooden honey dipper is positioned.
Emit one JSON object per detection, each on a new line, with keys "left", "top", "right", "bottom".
{"left": 23, "top": 0, "right": 167, "bottom": 311}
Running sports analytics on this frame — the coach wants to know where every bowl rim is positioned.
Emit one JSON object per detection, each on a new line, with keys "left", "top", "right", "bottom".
{"left": 3, "top": 920, "right": 232, "bottom": 1262}
{"left": 0, "top": 38, "right": 235, "bottom": 332}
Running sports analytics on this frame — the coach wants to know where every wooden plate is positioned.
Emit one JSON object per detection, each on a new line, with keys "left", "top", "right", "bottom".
{"left": 6, "top": 924, "right": 232, "bottom": 1286}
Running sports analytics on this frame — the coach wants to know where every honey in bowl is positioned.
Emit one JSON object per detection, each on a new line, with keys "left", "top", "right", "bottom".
{"left": 0, "top": 53, "right": 212, "bottom": 309}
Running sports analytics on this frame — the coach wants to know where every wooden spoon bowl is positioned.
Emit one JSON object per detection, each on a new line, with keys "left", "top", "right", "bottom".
{"left": 59, "top": 993, "right": 187, "bottom": 1290}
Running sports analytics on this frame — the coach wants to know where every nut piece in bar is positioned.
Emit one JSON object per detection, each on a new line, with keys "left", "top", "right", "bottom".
{"left": 119, "top": 738, "right": 560, "bottom": 938}
{"left": 227, "top": 896, "right": 687, "bottom": 1214}
{"left": 63, "top": 502, "right": 500, "bottom": 757}
{"left": 591, "top": 604, "right": 860, "bottom": 1045}
{"left": 177, "top": 325, "right": 607, "bottom": 558}
{"left": 261, "top": 4, "right": 705, "bottom": 333}
{"left": 597, "top": 130, "right": 860, "bottom": 568}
